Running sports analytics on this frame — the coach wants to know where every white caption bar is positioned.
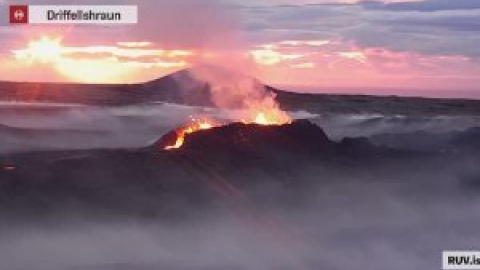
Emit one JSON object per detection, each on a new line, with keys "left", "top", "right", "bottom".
{"left": 29, "top": 5, "right": 138, "bottom": 24}
{"left": 444, "top": 251, "right": 480, "bottom": 270}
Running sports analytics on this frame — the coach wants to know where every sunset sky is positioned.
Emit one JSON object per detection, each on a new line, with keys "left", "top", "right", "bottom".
{"left": 0, "top": 0, "right": 479, "bottom": 98}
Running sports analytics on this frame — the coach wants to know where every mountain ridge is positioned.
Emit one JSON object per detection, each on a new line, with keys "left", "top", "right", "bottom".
{"left": 1, "top": 68, "right": 480, "bottom": 115}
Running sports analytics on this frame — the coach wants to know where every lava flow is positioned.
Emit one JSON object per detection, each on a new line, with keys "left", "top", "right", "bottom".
{"left": 164, "top": 118, "right": 218, "bottom": 150}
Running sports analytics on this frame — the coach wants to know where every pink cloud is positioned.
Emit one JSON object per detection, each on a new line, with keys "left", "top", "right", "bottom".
{"left": 249, "top": 39, "right": 480, "bottom": 93}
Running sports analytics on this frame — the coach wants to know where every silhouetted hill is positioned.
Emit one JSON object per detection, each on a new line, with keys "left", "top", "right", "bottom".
{"left": 0, "top": 69, "right": 211, "bottom": 106}
{"left": 1, "top": 68, "right": 480, "bottom": 115}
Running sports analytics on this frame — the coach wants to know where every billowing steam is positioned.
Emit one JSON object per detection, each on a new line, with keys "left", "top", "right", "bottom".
{"left": 187, "top": 65, "right": 291, "bottom": 125}
{"left": 132, "top": 0, "right": 291, "bottom": 125}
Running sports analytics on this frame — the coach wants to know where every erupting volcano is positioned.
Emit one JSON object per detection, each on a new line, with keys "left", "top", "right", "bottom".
{"left": 159, "top": 66, "right": 294, "bottom": 150}
{"left": 164, "top": 108, "right": 292, "bottom": 151}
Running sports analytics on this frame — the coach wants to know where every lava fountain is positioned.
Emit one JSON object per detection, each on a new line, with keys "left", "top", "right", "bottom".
{"left": 242, "top": 106, "right": 291, "bottom": 126}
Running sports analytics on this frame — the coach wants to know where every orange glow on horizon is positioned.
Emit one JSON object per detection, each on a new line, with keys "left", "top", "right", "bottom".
{"left": 14, "top": 36, "right": 63, "bottom": 63}
{"left": 12, "top": 36, "right": 193, "bottom": 83}
{"left": 5, "top": 36, "right": 480, "bottom": 92}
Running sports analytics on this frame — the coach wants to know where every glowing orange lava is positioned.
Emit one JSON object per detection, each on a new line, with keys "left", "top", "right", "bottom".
{"left": 244, "top": 108, "right": 292, "bottom": 126}
{"left": 164, "top": 106, "right": 291, "bottom": 150}
{"left": 164, "top": 118, "right": 217, "bottom": 150}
